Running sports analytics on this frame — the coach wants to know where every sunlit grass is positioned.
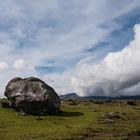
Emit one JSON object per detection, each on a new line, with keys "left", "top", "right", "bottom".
{"left": 0, "top": 100, "right": 140, "bottom": 140}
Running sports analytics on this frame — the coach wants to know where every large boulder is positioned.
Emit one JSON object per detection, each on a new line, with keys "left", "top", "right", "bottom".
{"left": 4, "top": 77, "right": 60, "bottom": 115}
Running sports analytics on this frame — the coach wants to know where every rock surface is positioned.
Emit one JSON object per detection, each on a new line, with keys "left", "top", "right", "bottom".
{"left": 4, "top": 77, "right": 60, "bottom": 115}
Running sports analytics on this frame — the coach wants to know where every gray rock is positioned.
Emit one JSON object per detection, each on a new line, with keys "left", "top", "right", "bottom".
{"left": 4, "top": 77, "right": 60, "bottom": 115}
{"left": 103, "top": 112, "right": 120, "bottom": 119}
{"left": 16, "top": 111, "right": 27, "bottom": 116}
{"left": 0, "top": 100, "right": 10, "bottom": 108}
{"left": 101, "top": 112, "right": 121, "bottom": 124}
{"left": 104, "top": 118, "right": 115, "bottom": 123}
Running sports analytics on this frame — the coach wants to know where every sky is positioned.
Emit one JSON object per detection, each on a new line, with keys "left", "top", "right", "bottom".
{"left": 0, "top": 0, "right": 140, "bottom": 97}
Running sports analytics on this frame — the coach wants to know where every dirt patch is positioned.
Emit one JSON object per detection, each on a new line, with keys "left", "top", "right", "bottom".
{"left": 66, "top": 128, "right": 127, "bottom": 140}
{"left": 128, "top": 131, "right": 140, "bottom": 140}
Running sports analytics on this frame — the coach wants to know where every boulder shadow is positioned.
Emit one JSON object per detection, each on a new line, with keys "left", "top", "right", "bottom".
{"left": 60, "top": 111, "right": 84, "bottom": 117}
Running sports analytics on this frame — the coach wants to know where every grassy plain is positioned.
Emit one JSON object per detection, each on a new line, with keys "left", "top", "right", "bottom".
{"left": 0, "top": 99, "right": 140, "bottom": 140}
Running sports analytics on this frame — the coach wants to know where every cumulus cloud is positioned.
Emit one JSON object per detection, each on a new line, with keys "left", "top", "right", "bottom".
{"left": 13, "top": 59, "right": 26, "bottom": 70}
{"left": 0, "top": 62, "right": 9, "bottom": 70}
{"left": 43, "top": 70, "right": 74, "bottom": 95}
{"left": 12, "top": 59, "right": 34, "bottom": 71}
{"left": 72, "top": 24, "right": 140, "bottom": 96}
{"left": 0, "top": 0, "right": 140, "bottom": 97}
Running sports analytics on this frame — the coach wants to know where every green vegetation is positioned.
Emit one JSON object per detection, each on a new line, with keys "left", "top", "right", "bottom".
{"left": 0, "top": 100, "right": 140, "bottom": 140}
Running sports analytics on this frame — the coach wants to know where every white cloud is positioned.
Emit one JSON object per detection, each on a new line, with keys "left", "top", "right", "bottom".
{"left": 12, "top": 59, "right": 35, "bottom": 71}
{"left": 0, "top": 62, "right": 9, "bottom": 70}
{"left": 0, "top": 0, "right": 140, "bottom": 97}
{"left": 43, "top": 70, "right": 74, "bottom": 95}
{"left": 13, "top": 59, "right": 26, "bottom": 70}
{"left": 71, "top": 24, "right": 140, "bottom": 96}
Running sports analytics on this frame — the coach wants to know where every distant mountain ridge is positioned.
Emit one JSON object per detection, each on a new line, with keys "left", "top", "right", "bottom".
{"left": 60, "top": 93, "right": 140, "bottom": 100}
{"left": 60, "top": 93, "right": 79, "bottom": 100}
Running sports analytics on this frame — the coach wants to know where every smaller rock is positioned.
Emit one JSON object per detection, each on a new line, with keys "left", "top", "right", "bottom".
{"left": 0, "top": 100, "right": 10, "bottom": 108}
{"left": 103, "top": 112, "right": 120, "bottom": 119}
{"left": 92, "top": 109, "right": 97, "bottom": 112}
{"left": 105, "top": 118, "right": 115, "bottom": 123}
{"left": 102, "top": 112, "right": 121, "bottom": 123}
{"left": 18, "top": 111, "right": 27, "bottom": 116}
{"left": 69, "top": 100, "right": 78, "bottom": 105}
{"left": 36, "top": 117, "right": 43, "bottom": 121}
{"left": 128, "top": 131, "right": 140, "bottom": 139}
{"left": 126, "top": 101, "right": 137, "bottom": 106}
{"left": 16, "top": 112, "right": 27, "bottom": 117}
{"left": 120, "top": 112, "right": 126, "bottom": 115}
